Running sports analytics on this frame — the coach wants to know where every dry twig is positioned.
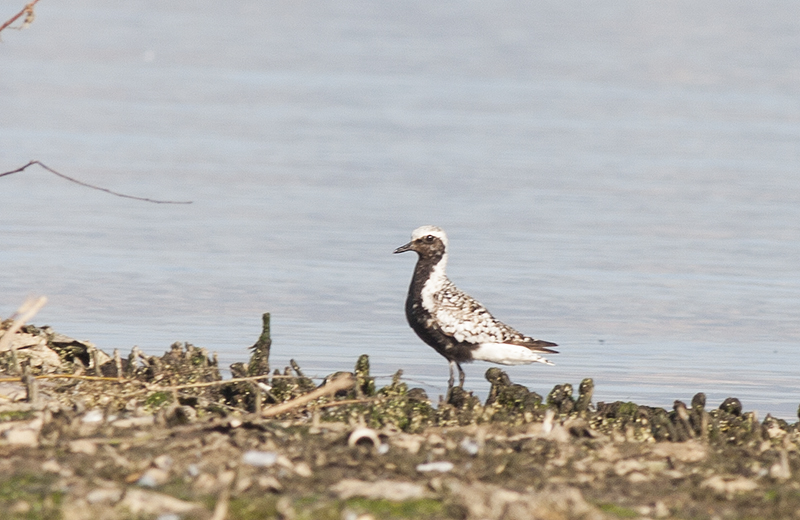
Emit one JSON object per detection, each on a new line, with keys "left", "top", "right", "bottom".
{"left": 0, "top": 0, "right": 39, "bottom": 34}
{"left": 262, "top": 373, "right": 354, "bottom": 418}
{"left": 123, "top": 374, "right": 274, "bottom": 397}
{"left": 312, "top": 397, "right": 375, "bottom": 409}
{"left": 0, "top": 296, "right": 48, "bottom": 374}
{"left": 0, "top": 160, "right": 192, "bottom": 204}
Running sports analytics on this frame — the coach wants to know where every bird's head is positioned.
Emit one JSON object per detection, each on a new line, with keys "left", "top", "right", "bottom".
{"left": 393, "top": 225, "right": 448, "bottom": 259}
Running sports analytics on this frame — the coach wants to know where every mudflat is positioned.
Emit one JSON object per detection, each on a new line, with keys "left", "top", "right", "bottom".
{"left": 1, "top": 315, "right": 798, "bottom": 520}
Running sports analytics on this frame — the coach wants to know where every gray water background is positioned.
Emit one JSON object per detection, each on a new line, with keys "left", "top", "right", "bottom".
{"left": 2, "top": 1, "right": 799, "bottom": 418}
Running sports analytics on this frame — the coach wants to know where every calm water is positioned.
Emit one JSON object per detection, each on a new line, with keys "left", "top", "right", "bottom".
{"left": 2, "top": 1, "right": 799, "bottom": 418}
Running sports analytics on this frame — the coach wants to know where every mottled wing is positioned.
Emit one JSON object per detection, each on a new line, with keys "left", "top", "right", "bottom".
{"left": 433, "top": 281, "right": 558, "bottom": 353}
{"left": 432, "top": 282, "right": 524, "bottom": 344}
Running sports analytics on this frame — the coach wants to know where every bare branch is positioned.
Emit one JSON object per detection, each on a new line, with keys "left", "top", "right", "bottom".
{"left": 0, "top": 296, "right": 47, "bottom": 374}
{"left": 0, "top": 0, "right": 39, "bottom": 34}
{"left": 0, "top": 160, "right": 193, "bottom": 204}
{"left": 262, "top": 373, "right": 355, "bottom": 418}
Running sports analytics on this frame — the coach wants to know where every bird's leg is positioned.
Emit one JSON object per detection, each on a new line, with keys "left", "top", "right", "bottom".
{"left": 448, "top": 360, "right": 457, "bottom": 389}
{"left": 445, "top": 360, "right": 457, "bottom": 402}
{"left": 456, "top": 362, "right": 465, "bottom": 387}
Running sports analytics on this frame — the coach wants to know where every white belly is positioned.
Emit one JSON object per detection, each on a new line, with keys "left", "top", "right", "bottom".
{"left": 471, "top": 343, "right": 554, "bottom": 366}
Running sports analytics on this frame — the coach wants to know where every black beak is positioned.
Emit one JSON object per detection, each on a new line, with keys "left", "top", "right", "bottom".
{"left": 393, "top": 241, "right": 413, "bottom": 254}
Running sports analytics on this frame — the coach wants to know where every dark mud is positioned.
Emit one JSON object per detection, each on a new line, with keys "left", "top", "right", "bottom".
{"left": 2, "top": 314, "right": 800, "bottom": 520}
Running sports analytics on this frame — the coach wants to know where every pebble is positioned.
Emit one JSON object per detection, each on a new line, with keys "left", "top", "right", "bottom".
{"left": 81, "top": 409, "right": 105, "bottom": 423}
{"left": 111, "top": 416, "right": 155, "bottom": 428}
{"left": 153, "top": 454, "right": 174, "bottom": 470}
{"left": 242, "top": 450, "right": 279, "bottom": 467}
{"left": 41, "top": 459, "right": 63, "bottom": 473}
{"left": 3, "top": 428, "right": 39, "bottom": 447}
{"left": 701, "top": 475, "right": 759, "bottom": 496}
{"left": 120, "top": 489, "right": 200, "bottom": 516}
{"left": 86, "top": 487, "right": 123, "bottom": 504}
{"left": 257, "top": 475, "right": 283, "bottom": 491}
{"left": 69, "top": 439, "right": 98, "bottom": 455}
{"left": 192, "top": 473, "right": 219, "bottom": 494}
{"left": 10, "top": 500, "right": 31, "bottom": 514}
{"left": 459, "top": 437, "right": 480, "bottom": 456}
{"left": 138, "top": 468, "right": 170, "bottom": 488}
{"left": 416, "top": 461, "right": 454, "bottom": 473}
{"left": 331, "top": 479, "right": 430, "bottom": 501}
{"left": 651, "top": 440, "right": 708, "bottom": 463}
{"left": 294, "top": 461, "right": 313, "bottom": 477}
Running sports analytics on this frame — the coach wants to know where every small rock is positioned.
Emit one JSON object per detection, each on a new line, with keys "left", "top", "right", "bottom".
{"left": 627, "top": 471, "right": 651, "bottom": 483}
{"left": 137, "top": 468, "right": 170, "bottom": 488}
{"left": 4, "top": 428, "right": 39, "bottom": 447}
{"left": 153, "top": 454, "right": 173, "bottom": 470}
{"left": 769, "top": 451, "right": 791, "bottom": 481}
{"left": 460, "top": 437, "right": 480, "bottom": 456}
{"left": 392, "top": 434, "right": 422, "bottom": 454}
{"left": 81, "top": 409, "right": 105, "bottom": 423}
{"left": 86, "top": 487, "right": 123, "bottom": 504}
{"left": 193, "top": 473, "right": 218, "bottom": 494}
{"left": 10, "top": 500, "right": 31, "bottom": 514}
{"left": 111, "top": 416, "right": 155, "bottom": 428}
{"left": 235, "top": 475, "right": 253, "bottom": 494}
{"left": 651, "top": 440, "right": 707, "bottom": 463}
{"left": 426, "top": 433, "right": 446, "bottom": 446}
{"left": 119, "top": 489, "right": 200, "bottom": 516}
{"left": 701, "top": 475, "right": 759, "bottom": 496}
{"left": 41, "top": 459, "right": 62, "bottom": 473}
{"left": 614, "top": 459, "right": 646, "bottom": 476}
{"left": 331, "top": 479, "right": 430, "bottom": 501}
{"left": 294, "top": 462, "right": 313, "bottom": 478}
{"left": 257, "top": 475, "right": 283, "bottom": 492}
{"left": 242, "top": 450, "right": 278, "bottom": 467}
{"left": 654, "top": 500, "right": 670, "bottom": 518}
{"left": 416, "top": 461, "right": 454, "bottom": 473}
{"left": 69, "top": 439, "right": 98, "bottom": 455}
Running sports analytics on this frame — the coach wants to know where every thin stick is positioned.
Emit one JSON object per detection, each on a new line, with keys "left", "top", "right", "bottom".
{"left": 311, "top": 398, "right": 374, "bottom": 409}
{"left": 0, "top": 0, "right": 39, "bottom": 34}
{"left": 0, "top": 160, "right": 192, "bottom": 204}
{"left": 262, "top": 373, "right": 354, "bottom": 418}
{"left": 22, "top": 363, "right": 37, "bottom": 405}
{"left": 0, "top": 374, "right": 137, "bottom": 383}
{"left": 210, "top": 480, "right": 231, "bottom": 520}
{"left": 0, "top": 373, "right": 287, "bottom": 388}
{"left": 0, "top": 297, "right": 48, "bottom": 375}
{"left": 143, "top": 374, "right": 274, "bottom": 395}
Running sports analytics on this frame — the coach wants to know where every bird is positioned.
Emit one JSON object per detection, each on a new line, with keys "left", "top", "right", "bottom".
{"left": 394, "top": 225, "right": 558, "bottom": 391}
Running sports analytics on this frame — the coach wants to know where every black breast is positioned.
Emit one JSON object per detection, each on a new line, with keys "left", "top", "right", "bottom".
{"left": 404, "top": 256, "right": 477, "bottom": 364}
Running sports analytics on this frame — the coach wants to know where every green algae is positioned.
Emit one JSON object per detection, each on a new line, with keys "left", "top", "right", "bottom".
{"left": 599, "top": 503, "right": 639, "bottom": 518}
{"left": 0, "top": 473, "right": 63, "bottom": 520}
{"left": 226, "top": 494, "right": 446, "bottom": 520}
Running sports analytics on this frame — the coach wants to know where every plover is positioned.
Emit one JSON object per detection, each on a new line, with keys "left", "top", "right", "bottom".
{"left": 394, "top": 225, "right": 558, "bottom": 390}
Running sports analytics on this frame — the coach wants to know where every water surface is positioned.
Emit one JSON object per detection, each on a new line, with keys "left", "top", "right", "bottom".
{"left": 2, "top": 1, "right": 799, "bottom": 417}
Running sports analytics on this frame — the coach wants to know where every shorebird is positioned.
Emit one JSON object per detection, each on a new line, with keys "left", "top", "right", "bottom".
{"left": 394, "top": 225, "right": 558, "bottom": 391}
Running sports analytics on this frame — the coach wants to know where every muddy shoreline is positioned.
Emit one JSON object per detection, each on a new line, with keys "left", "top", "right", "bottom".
{"left": 1, "top": 314, "right": 799, "bottom": 520}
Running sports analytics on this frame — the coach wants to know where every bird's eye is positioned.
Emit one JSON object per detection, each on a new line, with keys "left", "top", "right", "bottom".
{"left": 424, "top": 235, "right": 435, "bottom": 243}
